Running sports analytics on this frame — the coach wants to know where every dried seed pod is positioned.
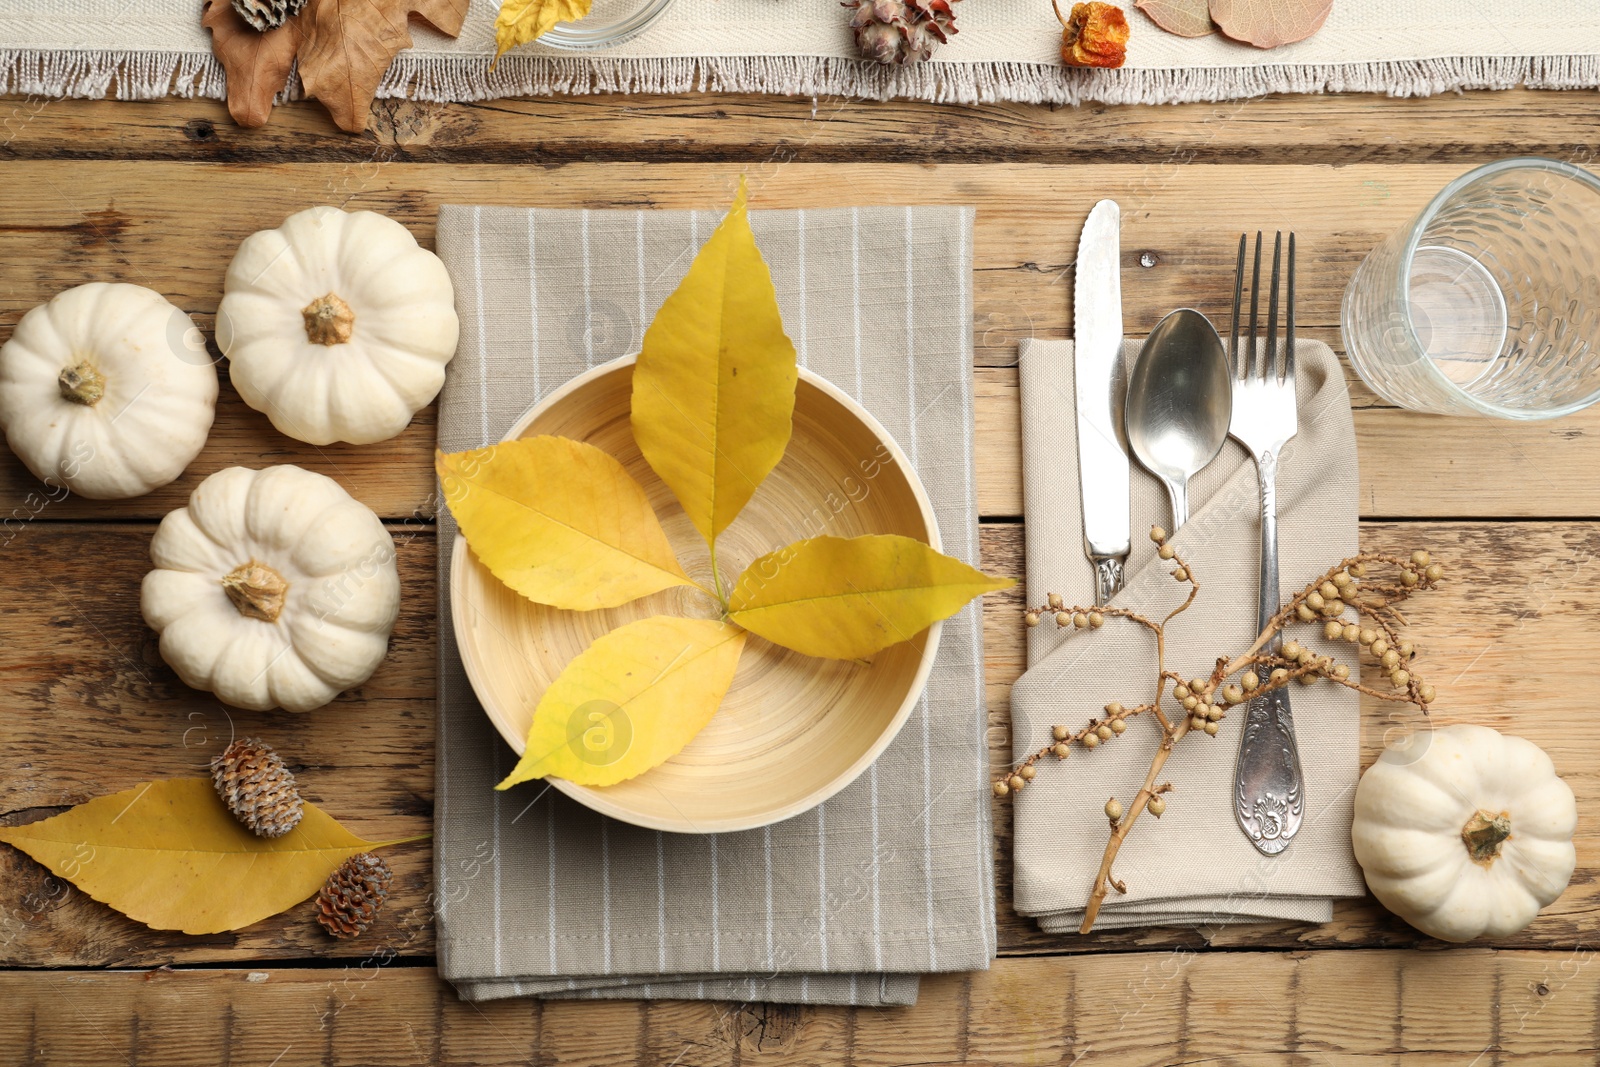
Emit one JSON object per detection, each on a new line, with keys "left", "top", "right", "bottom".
{"left": 845, "top": 0, "right": 961, "bottom": 64}
{"left": 231, "top": 0, "right": 306, "bottom": 31}
{"left": 211, "top": 737, "right": 303, "bottom": 839}
{"left": 316, "top": 852, "right": 393, "bottom": 939}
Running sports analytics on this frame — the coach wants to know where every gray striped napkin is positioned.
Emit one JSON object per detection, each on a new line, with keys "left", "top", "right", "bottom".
{"left": 432, "top": 202, "right": 995, "bottom": 1004}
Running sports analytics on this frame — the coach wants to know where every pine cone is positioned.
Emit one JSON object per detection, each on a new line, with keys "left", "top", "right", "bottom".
{"left": 211, "top": 738, "right": 303, "bottom": 839}
{"left": 316, "top": 853, "right": 393, "bottom": 939}
{"left": 844, "top": 0, "right": 960, "bottom": 65}
{"left": 231, "top": 0, "right": 306, "bottom": 31}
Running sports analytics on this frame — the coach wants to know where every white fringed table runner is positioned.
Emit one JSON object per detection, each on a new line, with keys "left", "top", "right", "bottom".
{"left": 2, "top": 0, "right": 1599, "bottom": 108}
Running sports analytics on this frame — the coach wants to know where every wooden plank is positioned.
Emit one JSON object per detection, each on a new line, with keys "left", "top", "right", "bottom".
{"left": 0, "top": 372, "right": 1588, "bottom": 525}
{"left": 3, "top": 89, "right": 1598, "bottom": 166}
{"left": 4, "top": 161, "right": 1600, "bottom": 520}
{"left": 1, "top": 950, "right": 1594, "bottom": 1064}
{"left": 3, "top": 363, "right": 1596, "bottom": 523}
{"left": 4, "top": 520, "right": 1597, "bottom": 966}
{"left": 0, "top": 159, "right": 1486, "bottom": 347}
{"left": 975, "top": 367, "right": 1600, "bottom": 519}
{"left": 0, "top": 361, "right": 439, "bottom": 525}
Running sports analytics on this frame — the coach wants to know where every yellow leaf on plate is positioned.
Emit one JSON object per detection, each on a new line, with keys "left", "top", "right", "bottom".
{"left": 493, "top": 0, "right": 592, "bottom": 59}
{"left": 727, "top": 534, "right": 1015, "bottom": 660}
{"left": 0, "top": 779, "right": 410, "bottom": 934}
{"left": 631, "top": 178, "right": 799, "bottom": 551}
{"left": 499, "top": 616, "right": 746, "bottom": 789}
{"left": 438, "top": 436, "right": 697, "bottom": 611}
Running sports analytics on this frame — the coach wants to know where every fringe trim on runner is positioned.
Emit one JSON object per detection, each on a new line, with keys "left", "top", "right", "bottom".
{"left": 2, "top": 49, "right": 1597, "bottom": 109}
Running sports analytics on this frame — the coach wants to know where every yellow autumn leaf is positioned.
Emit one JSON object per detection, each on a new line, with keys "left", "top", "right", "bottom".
{"left": 438, "top": 436, "right": 698, "bottom": 611}
{"left": 727, "top": 534, "right": 1015, "bottom": 660}
{"left": 493, "top": 0, "right": 592, "bottom": 59}
{"left": 0, "top": 779, "right": 412, "bottom": 935}
{"left": 631, "top": 178, "right": 799, "bottom": 557}
{"left": 499, "top": 616, "right": 746, "bottom": 789}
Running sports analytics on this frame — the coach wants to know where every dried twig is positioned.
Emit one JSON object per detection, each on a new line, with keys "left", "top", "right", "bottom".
{"left": 998, "top": 528, "right": 1443, "bottom": 932}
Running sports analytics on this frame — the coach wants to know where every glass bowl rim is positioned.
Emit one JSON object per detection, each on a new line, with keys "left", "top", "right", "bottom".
{"left": 537, "top": 0, "right": 675, "bottom": 50}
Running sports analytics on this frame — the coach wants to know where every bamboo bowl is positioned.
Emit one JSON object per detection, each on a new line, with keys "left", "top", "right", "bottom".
{"left": 450, "top": 356, "right": 942, "bottom": 834}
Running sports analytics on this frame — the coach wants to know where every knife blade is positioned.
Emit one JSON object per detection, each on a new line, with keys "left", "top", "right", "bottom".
{"left": 1074, "top": 199, "right": 1130, "bottom": 604}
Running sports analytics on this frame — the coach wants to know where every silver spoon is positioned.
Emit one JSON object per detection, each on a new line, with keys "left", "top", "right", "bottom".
{"left": 1124, "top": 308, "right": 1233, "bottom": 529}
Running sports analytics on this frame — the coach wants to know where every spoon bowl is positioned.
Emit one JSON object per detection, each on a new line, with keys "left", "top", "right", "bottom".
{"left": 1125, "top": 308, "right": 1233, "bottom": 528}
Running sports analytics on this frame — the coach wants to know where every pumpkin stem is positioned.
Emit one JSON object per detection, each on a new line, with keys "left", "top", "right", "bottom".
{"left": 223, "top": 561, "right": 289, "bottom": 623}
{"left": 301, "top": 292, "right": 355, "bottom": 346}
{"left": 1462, "top": 808, "right": 1512, "bottom": 867}
{"left": 58, "top": 361, "right": 106, "bottom": 406}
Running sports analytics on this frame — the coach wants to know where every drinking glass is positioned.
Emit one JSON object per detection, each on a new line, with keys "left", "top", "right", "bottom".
{"left": 1342, "top": 157, "right": 1600, "bottom": 419}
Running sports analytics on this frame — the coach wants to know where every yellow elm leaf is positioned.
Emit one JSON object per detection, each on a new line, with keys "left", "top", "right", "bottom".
{"left": 631, "top": 177, "right": 799, "bottom": 548}
{"left": 0, "top": 779, "right": 413, "bottom": 935}
{"left": 438, "top": 436, "right": 696, "bottom": 611}
{"left": 493, "top": 0, "right": 592, "bottom": 59}
{"left": 727, "top": 534, "right": 1015, "bottom": 660}
{"left": 499, "top": 616, "right": 746, "bottom": 789}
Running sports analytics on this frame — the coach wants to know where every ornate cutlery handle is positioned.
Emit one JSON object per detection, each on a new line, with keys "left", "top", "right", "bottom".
{"left": 1092, "top": 556, "right": 1124, "bottom": 604}
{"left": 1235, "top": 687, "right": 1304, "bottom": 853}
{"left": 1234, "top": 447, "right": 1305, "bottom": 854}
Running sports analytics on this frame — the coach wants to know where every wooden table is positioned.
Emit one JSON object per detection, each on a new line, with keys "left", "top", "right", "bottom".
{"left": 2, "top": 88, "right": 1597, "bottom": 1065}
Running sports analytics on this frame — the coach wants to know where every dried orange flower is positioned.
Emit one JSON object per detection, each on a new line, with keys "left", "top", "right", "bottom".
{"left": 1056, "top": 0, "right": 1130, "bottom": 68}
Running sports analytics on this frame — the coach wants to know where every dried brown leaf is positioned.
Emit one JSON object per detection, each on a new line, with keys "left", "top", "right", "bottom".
{"left": 1209, "top": 0, "right": 1332, "bottom": 48}
{"left": 297, "top": 0, "right": 469, "bottom": 133}
{"left": 201, "top": 0, "right": 301, "bottom": 128}
{"left": 1136, "top": 0, "right": 1215, "bottom": 37}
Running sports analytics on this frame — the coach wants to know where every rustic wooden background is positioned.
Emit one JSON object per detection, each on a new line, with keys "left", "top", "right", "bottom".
{"left": 1, "top": 88, "right": 1598, "bottom": 1065}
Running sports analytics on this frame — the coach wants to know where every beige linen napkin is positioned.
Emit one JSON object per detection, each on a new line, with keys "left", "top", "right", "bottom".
{"left": 433, "top": 204, "right": 995, "bottom": 1003}
{"left": 1010, "top": 337, "right": 1366, "bottom": 932}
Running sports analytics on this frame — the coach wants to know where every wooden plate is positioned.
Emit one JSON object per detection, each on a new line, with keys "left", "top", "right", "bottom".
{"left": 450, "top": 356, "right": 942, "bottom": 833}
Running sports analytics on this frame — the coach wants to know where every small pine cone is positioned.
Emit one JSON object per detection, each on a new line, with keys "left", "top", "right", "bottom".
{"left": 316, "top": 853, "right": 393, "bottom": 939}
{"left": 231, "top": 0, "right": 306, "bottom": 31}
{"left": 844, "top": 0, "right": 960, "bottom": 65}
{"left": 211, "top": 738, "right": 303, "bottom": 838}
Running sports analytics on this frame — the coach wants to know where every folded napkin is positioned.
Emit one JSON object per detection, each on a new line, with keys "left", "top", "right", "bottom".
{"left": 432, "top": 203, "right": 995, "bottom": 1003}
{"left": 1010, "top": 337, "right": 1365, "bottom": 932}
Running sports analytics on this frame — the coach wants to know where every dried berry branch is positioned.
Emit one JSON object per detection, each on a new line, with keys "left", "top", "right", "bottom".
{"left": 998, "top": 528, "right": 1443, "bottom": 932}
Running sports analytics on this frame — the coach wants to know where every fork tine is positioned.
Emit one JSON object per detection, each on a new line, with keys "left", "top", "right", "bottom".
{"left": 1284, "top": 232, "right": 1297, "bottom": 383}
{"left": 1266, "top": 232, "right": 1282, "bottom": 381}
{"left": 1248, "top": 232, "right": 1263, "bottom": 378}
{"left": 1231, "top": 233, "right": 1246, "bottom": 378}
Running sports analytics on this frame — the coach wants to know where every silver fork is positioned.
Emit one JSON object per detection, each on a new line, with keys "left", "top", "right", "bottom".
{"left": 1228, "top": 231, "right": 1304, "bottom": 857}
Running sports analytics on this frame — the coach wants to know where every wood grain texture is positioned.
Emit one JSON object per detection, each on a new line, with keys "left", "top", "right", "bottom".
{"left": 4, "top": 366, "right": 1596, "bottom": 523}
{"left": 3, "top": 90, "right": 1598, "bottom": 165}
{"left": 1, "top": 950, "right": 1595, "bottom": 1064}
{"left": 4, "top": 521, "right": 1596, "bottom": 966}
{"left": 4, "top": 161, "right": 1600, "bottom": 521}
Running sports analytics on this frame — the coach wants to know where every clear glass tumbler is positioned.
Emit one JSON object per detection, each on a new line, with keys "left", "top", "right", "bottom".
{"left": 1342, "top": 157, "right": 1600, "bottom": 419}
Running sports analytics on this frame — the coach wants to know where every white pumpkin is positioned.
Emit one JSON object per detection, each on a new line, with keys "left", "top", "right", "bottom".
{"left": 141, "top": 465, "right": 400, "bottom": 713}
{"left": 217, "top": 206, "right": 459, "bottom": 446}
{"left": 1352, "top": 723, "right": 1577, "bottom": 942}
{"left": 0, "top": 282, "right": 218, "bottom": 499}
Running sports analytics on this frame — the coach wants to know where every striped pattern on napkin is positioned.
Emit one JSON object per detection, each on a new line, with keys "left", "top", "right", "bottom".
{"left": 432, "top": 202, "right": 994, "bottom": 1003}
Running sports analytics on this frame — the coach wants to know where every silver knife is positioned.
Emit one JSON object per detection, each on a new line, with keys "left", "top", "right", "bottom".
{"left": 1074, "top": 199, "right": 1130, "bottom": 604}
